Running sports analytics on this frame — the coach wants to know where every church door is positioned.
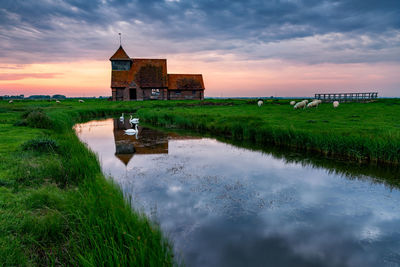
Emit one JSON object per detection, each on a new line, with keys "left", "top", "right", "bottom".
{"left": 129, "top": 88, "right": 137, "bottom": 100}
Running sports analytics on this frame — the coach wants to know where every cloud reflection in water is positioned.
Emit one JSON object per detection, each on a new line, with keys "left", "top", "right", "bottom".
{"left": 75, "top": 119, "right": 400, "bottom": 267}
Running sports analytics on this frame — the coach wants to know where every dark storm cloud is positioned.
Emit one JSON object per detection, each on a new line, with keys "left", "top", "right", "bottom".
{"left": 0, "top": 0, "right": 399, "bottom": 64}
{"left": 126, "top": 0, "right": 400, "bottom": 40}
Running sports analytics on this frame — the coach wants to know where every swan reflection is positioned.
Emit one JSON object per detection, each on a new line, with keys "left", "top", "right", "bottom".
{"left": 113, "top": 118, "right": 171, "bottom": 165}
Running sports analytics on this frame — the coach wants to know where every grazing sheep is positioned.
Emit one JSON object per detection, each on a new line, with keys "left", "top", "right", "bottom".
{"left": 333, "top": 101, "right": 339, "bottom": 108}
{"left": 56, "top": 100, "right": 61, "bottom": 103}
{"left": 294, "top": 101, "right": 306, "bottom": 109}
{"left": 78, "top": 99, "right": 85, "bottom": 103}
{"left": 257, "top": 99, "right": 264, "bottom": 107}
{"left": 8, "top": 100, "right": 13, "bottom": 104}
{"left": 307, "top": 101, "right": 317, "bottom": 108}
{"left": 290, "top": 101, "right": 296, "bottom": 106}
{"left": 307, "top": 100, "right": 322, "bottom": 108}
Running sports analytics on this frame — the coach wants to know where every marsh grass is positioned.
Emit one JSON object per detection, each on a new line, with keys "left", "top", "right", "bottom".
{"left": 13, "top": 108, "right": 54, "bottom": 129}
{"left": 137, "top": 99, "right": 400, "bottom": 165}
{"left": 0, "top": 101, "right": 175, "bottom": 266}
{"left": 22, "top": 137, "right": 59, "bottom": 152}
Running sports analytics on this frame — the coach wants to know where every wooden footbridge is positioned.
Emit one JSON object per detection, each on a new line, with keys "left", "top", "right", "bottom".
{"left": 315, "top": 92, "right": 378, "bottom": 102}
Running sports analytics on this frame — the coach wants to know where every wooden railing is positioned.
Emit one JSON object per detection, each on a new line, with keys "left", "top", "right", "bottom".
{"left": 314, "top": 92, "right": 378, "bottom": 102}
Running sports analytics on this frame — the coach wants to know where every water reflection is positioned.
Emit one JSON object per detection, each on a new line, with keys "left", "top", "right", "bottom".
{"left": 113, "top": 118, "right": 170, "bottom": 165}
{"left": 224, "top": 139, "right": 400, "bottom": 188}
{"left": 75, "top": 119, "right": 400, "bottom": 267}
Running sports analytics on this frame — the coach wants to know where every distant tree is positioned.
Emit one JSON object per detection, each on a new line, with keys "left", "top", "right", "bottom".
{"left": 1, "top": 95, "right": 24, "bottom": 99}
{"left": 52, "top": 94, "right": 66, "bottom": 99}
{"left": 28, "top": 95, "right": 51, "bottom": 99}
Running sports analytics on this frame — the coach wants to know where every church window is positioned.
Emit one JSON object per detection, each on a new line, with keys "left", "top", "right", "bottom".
{"left": 112, "top": 60, "right": 131, "bottom": 71}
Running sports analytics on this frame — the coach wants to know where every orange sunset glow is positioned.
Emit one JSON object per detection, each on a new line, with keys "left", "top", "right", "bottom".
{"left": 1, "top": 58, "right": 399, "bottom": 97}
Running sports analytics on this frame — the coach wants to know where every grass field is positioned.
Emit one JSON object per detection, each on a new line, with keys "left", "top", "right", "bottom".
{"left": 0, "top": 101, "right": 174, "bottom": 266}
{"left": 138, "top": 98, "right": 400, "bottom": 164}
{"left": 0, "top": 98, "right": 399, "bottom": 265}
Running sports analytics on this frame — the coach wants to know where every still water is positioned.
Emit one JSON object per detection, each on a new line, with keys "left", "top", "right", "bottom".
{"left": 75, "top": 118, "right": 400, "bottom": 267}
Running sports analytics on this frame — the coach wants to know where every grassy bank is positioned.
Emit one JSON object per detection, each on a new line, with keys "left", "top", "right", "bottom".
{"left": 137, "top": 98, "right": 400, "bottom": 165}
{"left": 0, "top": 101, "right": 174, "bottom": 265}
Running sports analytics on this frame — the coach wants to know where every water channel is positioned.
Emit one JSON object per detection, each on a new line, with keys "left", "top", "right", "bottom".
{"left": 74, "top": 118, "right": 400, "bottom": 267}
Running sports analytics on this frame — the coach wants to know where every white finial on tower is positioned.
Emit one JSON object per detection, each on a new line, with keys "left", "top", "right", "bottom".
{"left": 119, "top": 33, "right": 122, "bottom": 46}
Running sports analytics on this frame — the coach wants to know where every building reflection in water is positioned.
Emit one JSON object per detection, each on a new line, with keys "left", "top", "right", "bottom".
{"left": 113, "top": 118, "right": 197, "bottom": 166}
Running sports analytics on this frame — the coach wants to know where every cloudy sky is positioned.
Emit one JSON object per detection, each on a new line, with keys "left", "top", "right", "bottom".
{"left": 0, "top": 0, "right": 399, "bottom": 97}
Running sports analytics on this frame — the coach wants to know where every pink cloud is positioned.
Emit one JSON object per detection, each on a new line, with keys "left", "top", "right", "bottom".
{"left": 0, "top": 73, "right": 62, "bottom": 80}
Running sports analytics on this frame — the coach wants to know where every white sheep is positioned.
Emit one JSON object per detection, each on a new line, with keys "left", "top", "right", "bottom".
{"left": 307, "top": 102, "right": 315, "bottom": 108}
{"left": 290, "top": 101, "right": 296, "bottom": 106}
{"left": 8, "top": 100, "right": 13, "bottom": 104}
{"left": 257, "top": 99, "right": 264, "bottom": 107}
{"left": 294, "top": 101, "right": 306, "bottom": 109}
{"left": 307, "top": 100, "right": 322, "bottom": 108}
{"left": 78, "top": 99, "right": 85, "bottom": 103}
{"left": 56, "top": 100, "right": 61, "bottom": 103}
{"left": 333, "top": 101, "right": 339, "bottom": 108}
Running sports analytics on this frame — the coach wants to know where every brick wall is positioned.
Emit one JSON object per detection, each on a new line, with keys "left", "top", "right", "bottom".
{"left": 113, "top": 88, "right": 204, "bottom": 101}
{"left": 168, "top": 90, "right": 203, "bottom": 100}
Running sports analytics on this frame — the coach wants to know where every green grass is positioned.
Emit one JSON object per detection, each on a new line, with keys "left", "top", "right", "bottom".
{"left": 0, "top": 101, "right": 175, "bottom": 266}
{"left": 0, "top": 97, "right": 399, "bottom": 265}
{"left": 137, "top": 98, "right": 400, "bottom": 164}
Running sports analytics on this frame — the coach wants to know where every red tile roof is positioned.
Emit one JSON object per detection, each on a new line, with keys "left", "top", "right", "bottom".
{"left": 168, "top": 74, "right": 205, "bottom": 90}
{"left": 109, "top": 46, "right": 130, "bottom": 60}
{"left": 111, "top": 58, "right": 168, "bottom": 88}
{"left": 132, "top": 59, "right": 168, "bottom": 88}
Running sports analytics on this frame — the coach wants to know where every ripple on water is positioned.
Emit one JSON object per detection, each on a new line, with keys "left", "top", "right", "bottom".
{"left": 75, "top": 119, "right": 400, "bottom": 267}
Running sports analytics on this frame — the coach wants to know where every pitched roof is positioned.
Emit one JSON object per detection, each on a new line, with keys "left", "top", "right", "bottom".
{"left": 168, "top": 74, "right": 205, "bottom": 90}
{"left": 132, "top": 59, "right": 168, "bottom": 88}
{"left": 110, "top": 46, "right": 130, "bottom": 60}
{"left": 110, "top": 58, "right": 168, "bottom": 88}
{"left": 115, "top": 152, "right": 134, "bottom": 165}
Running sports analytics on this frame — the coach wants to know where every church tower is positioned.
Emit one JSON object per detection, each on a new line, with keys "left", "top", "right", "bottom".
{"left": 109, "top": 45, "right": 133, "bottom": 101}
{"left": 109, "top": 45, "right": 131, "bottom": 71}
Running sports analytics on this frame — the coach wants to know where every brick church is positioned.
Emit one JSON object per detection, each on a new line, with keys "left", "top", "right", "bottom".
{"left": 110, "top": 46, "right": 205, "bottom": 101}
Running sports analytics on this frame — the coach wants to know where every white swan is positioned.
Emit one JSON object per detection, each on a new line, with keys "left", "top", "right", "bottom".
{"left": 129, "top": 115, "right": 139, "bottom": 124}
{"left": 124, "top": 123, "right": 138, "bottom": 135}
{"left": 119, "top": 113, "right": 124, "bottom": 122}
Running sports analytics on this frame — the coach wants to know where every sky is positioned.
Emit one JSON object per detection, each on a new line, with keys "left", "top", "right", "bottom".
{"left": 0, "top": 0, "right": 399, "bottom": 97}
